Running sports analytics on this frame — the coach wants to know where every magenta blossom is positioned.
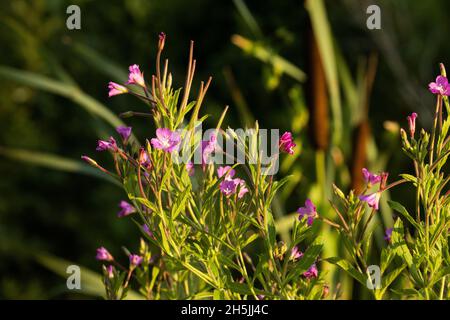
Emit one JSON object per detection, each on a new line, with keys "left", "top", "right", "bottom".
{"left": 428, "top": 75, "right": 450, "bottom": 96}
{"left": 108, "top": 82, "right": 128, "bottom": 97}
{"left": 127, "top": 64, "right": 145, "bottom": 87}
{"left": 142, "top": 224, "right": 154, "bottom": 238}
{"left": 359, "top": 192, "right": 381, "bottom": 210}
{"left": 151, "top": 128, "right": 181, "bottom": 153}
{"left": 234, "top": 178, "right": 249, "bottom": 198}
{"left": 201, "top": 134, "right": 217, "bottom": 168}
{"left": 279, "top": 131, "right": 296, "bottom": 155}
{"left": 96, "top": 137, "right": 118, "bottom": 152}
{"left": 303, "top": 263, "right": 318, "bottom": 279}
{"left": 384, "top": 228, "right": 393, "bottom": 243}
{"left": 129, "top": 254, "right": 143, "bottom": 267}
{"left": 116, "top": 126, "right": 132, "bottom": 144}
{"left": 219, "top": 179, "right": 238, "bottom": 197}
{"left": 186, "top": 161, "right": 195, "bottom": 177}
{"left": 117, "top": 200, "right": 136, "bottom": 218}
{"left": 217, "top": 166, "right": 235, "bottom": 180}
{"left": 290, "top": 246, "right": 304, "bottom": 261}
{"left": 96, "top": 247, "right": 113, "bottom": 261}
{"left": 407, "top": 113, "right": 418, "bottom": 138}
{"left": 297, "top": 199, "right": 318, "bottom": 226}
{"left": 362, "top": 168, "right": 381, "bottom": 186}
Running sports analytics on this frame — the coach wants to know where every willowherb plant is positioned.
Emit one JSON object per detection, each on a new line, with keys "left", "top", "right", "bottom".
{"left": 84, "top": 34, "right": 326, "bottom": 300}
{"left": 327, "top": 65, "right": 450, "bottom": 300}
{"left": 84, "top": 34, "right": 449, "bottom": 300}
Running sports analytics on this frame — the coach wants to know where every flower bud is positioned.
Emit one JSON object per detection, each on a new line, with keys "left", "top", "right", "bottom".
{"left": 158, "top": 32, "right": 166, "bottom": 51}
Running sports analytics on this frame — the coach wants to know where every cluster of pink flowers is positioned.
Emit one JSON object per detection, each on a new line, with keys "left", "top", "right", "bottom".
{"left": 217, "top": 166, "right": 249, "bottom": 198}
{"left": 96, "top": 126, "right": 132, "bottom": 153}
{"left": 96, "top": 246, "right": 143, "bottom": 273}
{"left": 358, "top": 168, "right": 388, "bottom": 211}
{"left": 108, "top": 64, "right": 145, "bottom": 97}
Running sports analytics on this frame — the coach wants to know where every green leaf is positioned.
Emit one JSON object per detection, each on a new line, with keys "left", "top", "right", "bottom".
{"left": 387, "top": 200, "right": 420, "bottom": 230}
{"left": 375, "top": 264, "right": 406, "bottom": 300}
{"left": 391, "top": 218, "right": 423, "bottom": 285}
{"left": 325, "top": 257, "right": 367, "bottom": 287}
{"left": 242, "top": 233, "right": 259, "bottom": 249}
{"left": 171, "top": 187, "right": 191, "bottom": 220}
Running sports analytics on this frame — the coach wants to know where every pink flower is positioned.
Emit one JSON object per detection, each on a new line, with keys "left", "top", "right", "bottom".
{"left": 117, "top": 200, "right": 136, "bottom": 218}
{"left": 116, "top": 126, "right": 132, "bottom": 144}
{"left": 127, "top": 64, "right": 145, "bottom": 87}
{"left": 151, "top": 128, "right": 181, "bottom": 153}
{"left": 142, "top": 224, "right": 154, "bottom": 238}
{"left": 290, "top": 246, "right": 304, "bottom": 261}
{"left": 217, "top": 167, "right": 248, "bottom": 198}
{"left": 129, "top": 254, "right": 143, "bottom": 267}
{"left": 108, "top": 82, "right": 128, "bottom": 97}
{"left": 217, "top": 166, "right": 235, "bottom": 180}
{"left": 428, "top": 75, "right": 450, "bottom": 96}
{"left": 96, "top": 247, "right": 113, "bottom": 261}
{"left": 362, "top": 168, "right": 381, "bottom": 186}
{"left": 303, "top": 263, "right": 318, "bottom": 279}
{"left": 297, "top": 199, "right": 318, "bottom": 226}
{"left": 279, "top": 131, "right": 296, "bottom": 155}
{"left": 96, "top": 137, "right": 118, "bottom": 152}
{"left": 219, "top": 179, "right": 237, "bottom": 197}
{"left": 407, "top": 113, "right": 418, "bottom": 138}
{"left": 359, "top": 192, "right": 381, "bottom": 210}
{"left": 201, "top": 134, "right": 217, "bottom": 168}
{"left": 234, "top": 178, "right": 249, "bottom": 198}
{"left": 186, "top": 161, "right": 195, "bottom": 176}
{"left": 384, "top": 228, "right": 393, "bottom": 243}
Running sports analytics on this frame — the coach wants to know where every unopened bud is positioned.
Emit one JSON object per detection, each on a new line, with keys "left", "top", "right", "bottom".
{"left": 81, "top": 155, "right": 97, "bottom": 166}
{"left": 119, "top": 111, "right": 135, "bottom": 118}
{"left": 158, "top": 32, "right": 166, "bottom": 51}
{"left": 440, "top": 63, "right": 447, "bottom": 77}
{"left": 332, "top": 184, "right": 346, "bottom": 202}
{"left": 167, "top": 73, "right": 172, "bottom": 90}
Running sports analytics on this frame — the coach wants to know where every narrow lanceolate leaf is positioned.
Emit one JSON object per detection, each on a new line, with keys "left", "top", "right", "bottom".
{"left": 325, "top": 257, "right": 367, "bottom": 287}
{"left": 0, "top": 146, "right": 119, "bottom": 186}
{"left": 375, "top": 264, "right": 406, "bottom": 300}
{"left": 387, "top": 200, "right": 421, "bottom": 230}
{"left": 36, "top": 253, "right": 143, "bottom": 299}
{"left": 391, "top": 219, "right": 423, "bottom": 286}
{"left": 171, "top": 187, "right": 191, "bottom": 220}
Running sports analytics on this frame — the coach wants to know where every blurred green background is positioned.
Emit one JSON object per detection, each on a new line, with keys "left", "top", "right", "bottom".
{"left": 0, "top": 0, "right": 449, "bottom": 299}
